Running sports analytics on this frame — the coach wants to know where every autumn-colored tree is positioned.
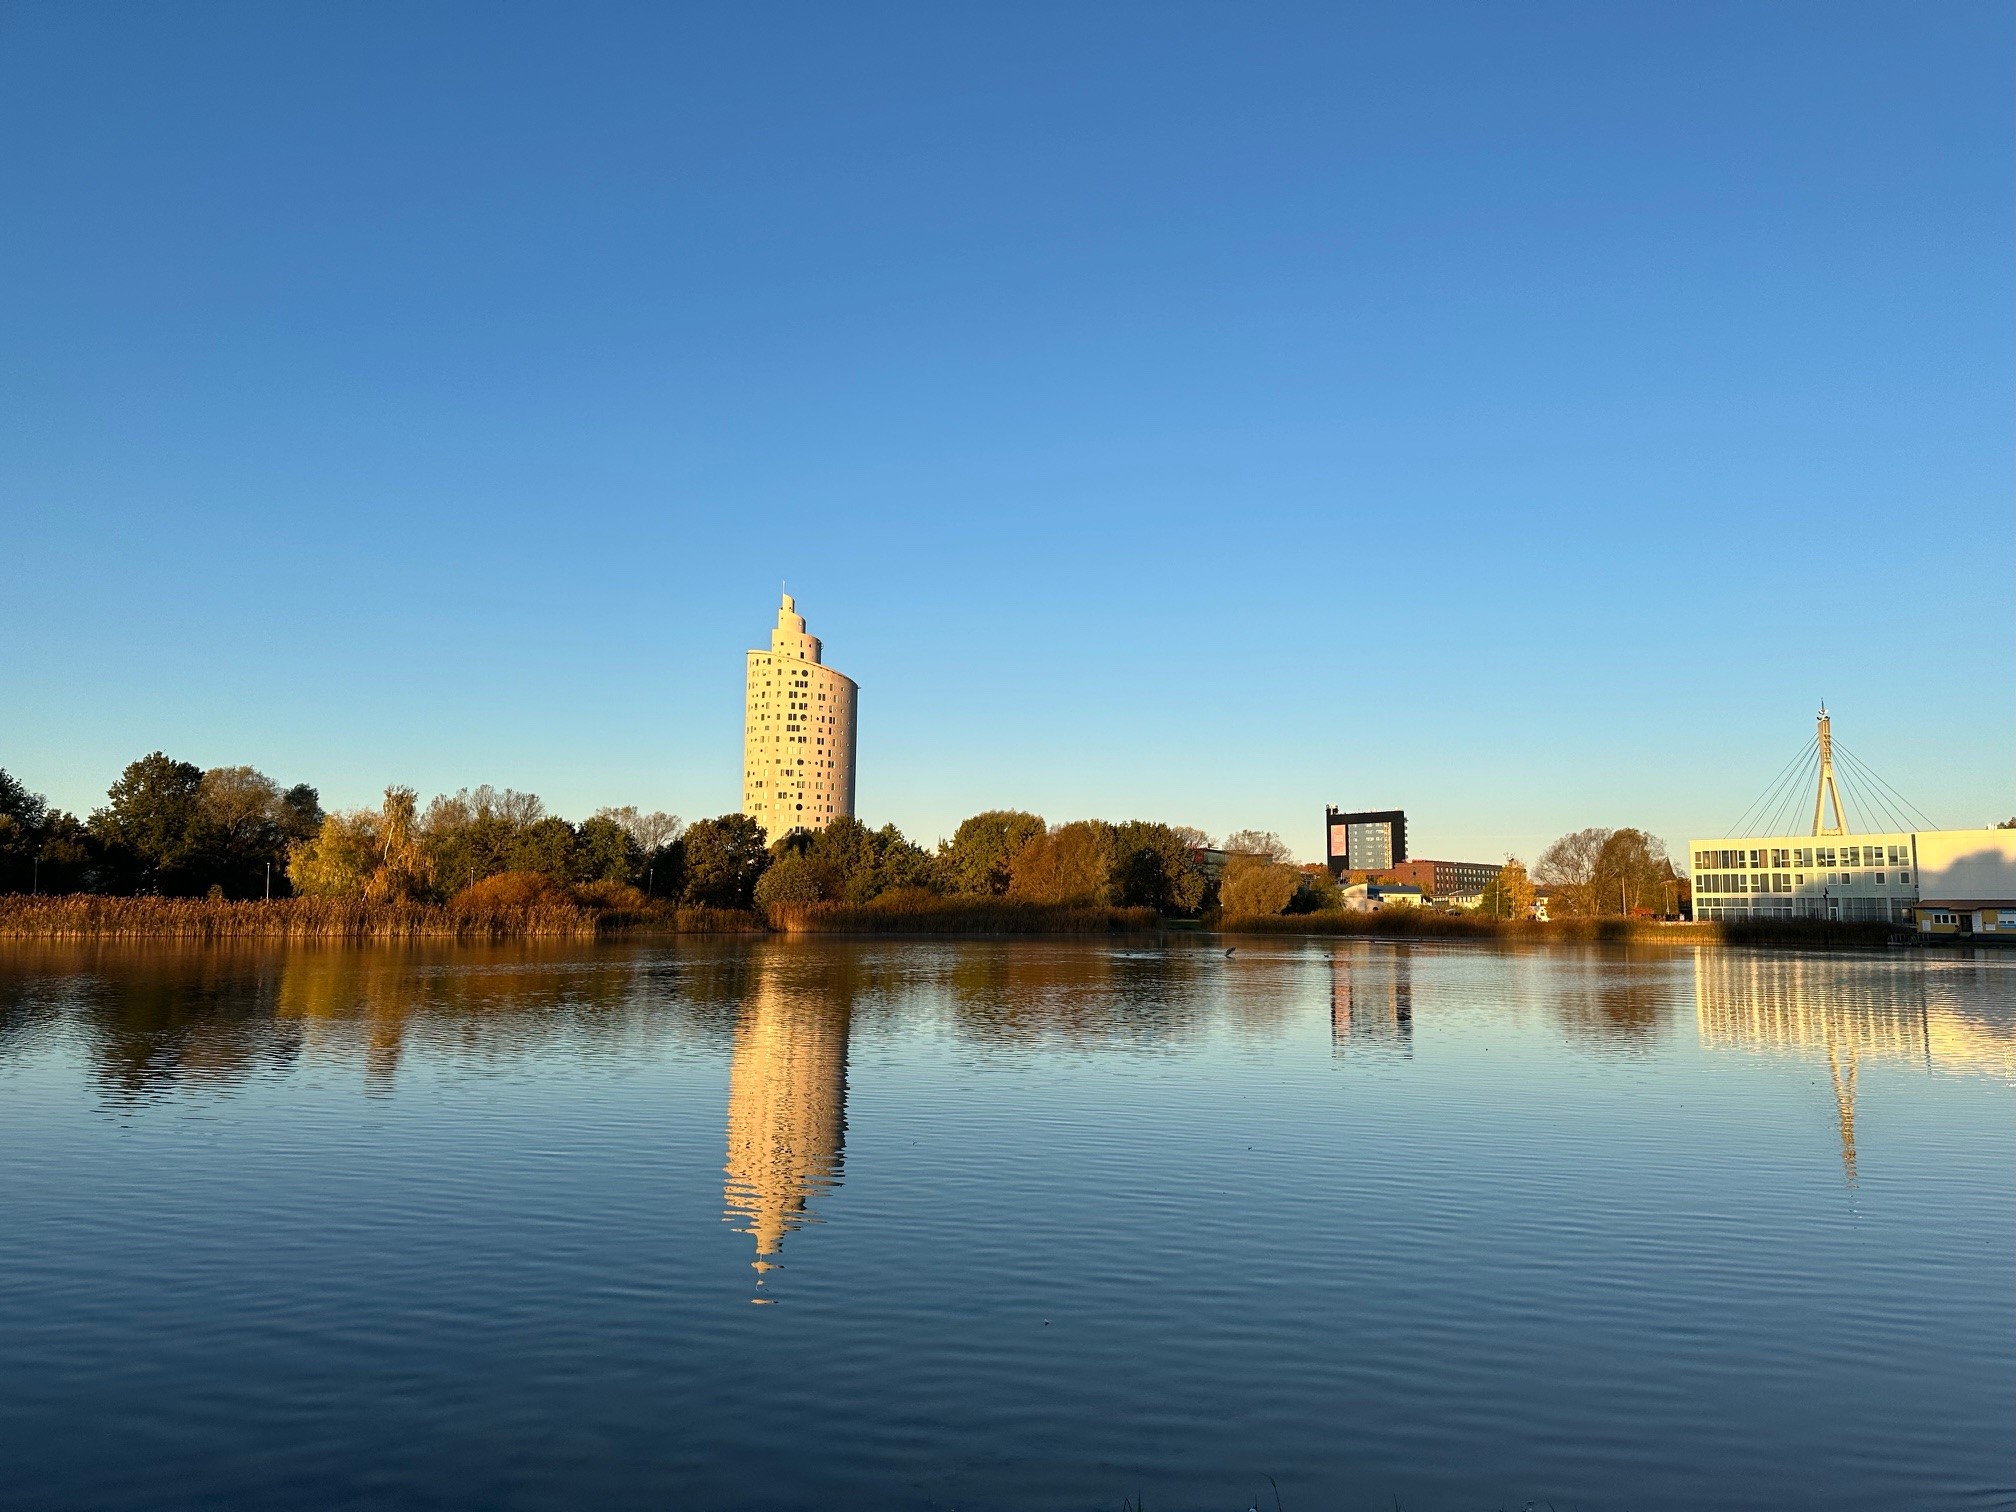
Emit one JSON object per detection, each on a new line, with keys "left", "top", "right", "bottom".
{"left": 1009, "top": 820, "right": 1116, "bottom": 905}
{"left": 287, "top": 810, "right": 383, "bottom": 898}
{"left": 937, "top": 810, "right": 1046, "bottom": 895}
{"left": 1219, "top": 853, "right": 1301, "bottom": 916}
{"left": 287, "top": 787, "right": 432, "bottom": 902}
{"left": 1479, "top": 858, "right": 1537, "bottom": 920}
{"left": 1592, "top": 828, "right": 1675, "bottom": 916}
{"left": 1534, "top": 827, "right": 1611, "bottom": 918}
{"left": 365, "top": 787, "right": 433, "bottom": 903}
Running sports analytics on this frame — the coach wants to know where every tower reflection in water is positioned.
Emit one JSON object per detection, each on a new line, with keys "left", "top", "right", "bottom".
{"left": 722, "top": 952, "right": 852, "bottom": 1297}
{"left": 1329, "top": 945, "right": 1414, "bottom": 1058}
{"left": 1693, "top": 952, "right": 2016, "bottom": 1183}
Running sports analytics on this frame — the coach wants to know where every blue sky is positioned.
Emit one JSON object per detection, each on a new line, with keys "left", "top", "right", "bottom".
{"left": 3, "top": 1, "right": 2009, "bottom": 863}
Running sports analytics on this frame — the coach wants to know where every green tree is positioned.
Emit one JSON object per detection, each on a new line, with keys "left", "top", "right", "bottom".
{"left": 682, "top": 814, "right": 771, "bottom": 908}
{"left": 0, "top": 770, "right": 49, "bottom": 892}
{"left": 422, "top": 786, "right": 542, "bottom": 890}
{"left": 572, "top": 815, "right": 639, "bottom": 884}
{"left": 511, "top": 816, "right": 581, "bottom": 880}
{"left": 1110, "top": 820, "right": 1209, "bottom": 914}
{"left": 34, "top": 810, "right": 96, "bottom": 893}
{"left": 936, "top": 810, "right": 1046, "bottom": 895}
{"left": 279, "top": 784, "right": 324, "bottom": 844}
{"left": 91, "top": 753, "right": 205, "bottom": 893}
{"left": 188, "top": 766, "right": 302, "bottom": 898}
{"left": 1288, "top": 866, "right": 1342, "bottom": 914}
{"left": 869, "top": 823, "right": 936, "bottom": 896}
{"left": 753, "top": 851, "right": 824, "bottom": 907}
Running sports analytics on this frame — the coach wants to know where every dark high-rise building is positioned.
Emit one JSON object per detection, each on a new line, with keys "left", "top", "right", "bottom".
{"left": 1326, "top": 808, "right": 1407, "bottom": 876}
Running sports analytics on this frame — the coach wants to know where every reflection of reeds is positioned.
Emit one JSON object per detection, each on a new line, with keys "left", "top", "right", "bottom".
{"left": 0, "top": 895, "right": 767, "bottom": 940}
{"left": 768, "top": 896, "right": 1159, "bottom": 935}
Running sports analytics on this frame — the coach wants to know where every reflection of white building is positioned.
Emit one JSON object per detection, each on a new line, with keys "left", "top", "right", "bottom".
{"left": 1693, "top": 951, "right": 2016, "bottom": 1178}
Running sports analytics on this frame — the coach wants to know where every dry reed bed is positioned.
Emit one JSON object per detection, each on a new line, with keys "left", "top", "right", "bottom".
{"left": 0, "top": 895, "right": 767, "bottom": 941}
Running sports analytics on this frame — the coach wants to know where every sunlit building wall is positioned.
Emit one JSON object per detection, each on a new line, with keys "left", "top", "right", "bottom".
{"left": 1688, "top": 827, "right": 2016, "bottom": 924}
{"left": 742, "top": 594, "right": 858, "bottom": 842}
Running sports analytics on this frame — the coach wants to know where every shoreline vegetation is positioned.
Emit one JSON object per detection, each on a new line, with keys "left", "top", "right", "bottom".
{"left": 0, "top": 892, "right": 1901, "bottom": 949}
{"left": 0, "top": 756, "right": 1922, "bottom": 952}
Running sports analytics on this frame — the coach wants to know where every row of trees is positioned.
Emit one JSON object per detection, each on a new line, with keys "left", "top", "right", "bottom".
{"left": 1, "top": 756, "right": 323, "bottom": 898}
{"left": 0, "top": 759, "right": 685, "bottom": 904}
{"left": 276, "top": 795, "right": 1303, "bottom": 916}
{"left": 285, "top": 785, "right": 685, "bottom": 903}
{"left": 749, "top": 812, "right": 1285, "bottom": 915}
{"left": 3, "top": 758, "right": 1694, "bottom": 921}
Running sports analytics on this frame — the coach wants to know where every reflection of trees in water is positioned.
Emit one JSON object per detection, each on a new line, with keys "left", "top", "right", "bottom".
{"left": 1549, "top": 951, "right": 1680, "bottom": 1048}
{"left": 1329, "top": 945, "right": 1414, "bottom": 1057}
{"left": 945, "top": 943, "right": 1214, "bottom": 1047}
{"left": 4, "top": 940, "right": 768, "bottom": 1099}
{"left": 0, "top": 943, "right": 302, "bottom": 1100}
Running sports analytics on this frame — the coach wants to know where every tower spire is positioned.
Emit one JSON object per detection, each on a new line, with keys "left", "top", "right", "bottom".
{"left": 1811, "top": 703, "right": 1849, "bottom": 836}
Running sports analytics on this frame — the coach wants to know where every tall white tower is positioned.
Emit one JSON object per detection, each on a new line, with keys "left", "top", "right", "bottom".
{"left": 742, "top": 594, "right": 858, "bottom": 842}
{"left": 1811, "top": 703, "right": 1850, "bottom": 836}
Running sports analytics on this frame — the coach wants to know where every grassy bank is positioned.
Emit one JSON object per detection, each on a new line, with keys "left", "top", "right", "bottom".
{"left": 0, "top": 894, "right": 765, "bottom": 941}
{"left": 1222, "top": 910, "right": 1898, "bottom": 949}
{"left": 768, "top": 895, "right": 1161, "bottom": 935}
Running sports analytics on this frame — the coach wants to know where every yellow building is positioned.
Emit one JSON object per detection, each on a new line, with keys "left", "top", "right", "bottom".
{"left": 742, "top": 594, "right": 858, "bottom": 842}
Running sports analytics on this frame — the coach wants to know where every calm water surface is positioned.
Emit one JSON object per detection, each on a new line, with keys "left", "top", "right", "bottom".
{"left": 1, "top": 938, "right": 2010, "bottom": 1510}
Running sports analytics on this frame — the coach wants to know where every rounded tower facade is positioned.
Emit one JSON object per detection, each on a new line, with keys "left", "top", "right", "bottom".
{"left": 742, "top": 594, "right": 858, "bottom": 842}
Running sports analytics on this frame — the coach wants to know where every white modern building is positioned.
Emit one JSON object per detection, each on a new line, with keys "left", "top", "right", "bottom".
{"left": 1688, "top": 709, "right": 2016, "bottom": 929}
{"left": 742, "top": 594, "right": 857, "bottom": 842}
